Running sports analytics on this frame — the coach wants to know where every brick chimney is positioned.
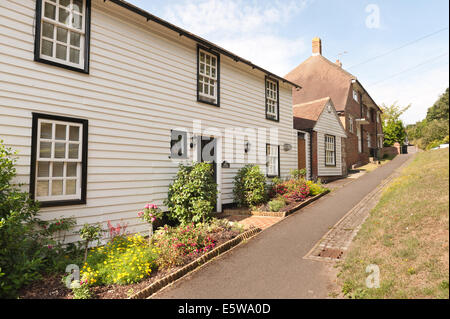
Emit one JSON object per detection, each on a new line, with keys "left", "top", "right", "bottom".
{"left": 335, "top": 59, "right": 342, "bottom": 67}
{"left": 312, "top": 37, "right": 322, "bottom": 56}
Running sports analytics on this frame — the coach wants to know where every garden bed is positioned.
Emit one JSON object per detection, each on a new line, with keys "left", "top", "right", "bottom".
{"left": 19, "top": 221, "right": 244, "bottom": 299}
{"left": 223, "top": 190, "right": 330, "bottom": 218}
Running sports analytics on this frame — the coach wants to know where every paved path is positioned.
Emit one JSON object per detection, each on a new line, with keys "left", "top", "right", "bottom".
{"left": 152, "top": 154, "right": 413, "bottom": 299}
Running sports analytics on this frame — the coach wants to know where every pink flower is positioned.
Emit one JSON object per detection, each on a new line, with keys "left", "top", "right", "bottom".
{"left": 144, "top": 204, "right": 150, "bottom": 209}
{"left": 151, "top": 217, "right": 156, "bottom": 223}
{"left": 47, "top": 245, "right": 53, "bottom": 249}
{"left": 138, "top": 211, "right": 144, "bottom": 217}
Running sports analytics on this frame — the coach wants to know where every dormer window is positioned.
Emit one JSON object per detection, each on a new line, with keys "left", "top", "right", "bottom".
{"left": 35, "top": 0, "right": 91, "bottom": 73}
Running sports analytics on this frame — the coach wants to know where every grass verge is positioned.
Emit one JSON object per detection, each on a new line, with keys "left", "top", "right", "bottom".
{"left": 337, "top": 149, "right": 449, "bottom": 298}
{"left": 357, "top": 154, "right": 397, "bottom": 173}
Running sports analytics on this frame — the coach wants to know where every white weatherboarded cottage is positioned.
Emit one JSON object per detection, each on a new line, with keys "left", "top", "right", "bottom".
{"left": 0, "top": 0, "right": 300, "bottom": 241}
{"left": 293, "top": 97, "right": 347, "bottom": 182}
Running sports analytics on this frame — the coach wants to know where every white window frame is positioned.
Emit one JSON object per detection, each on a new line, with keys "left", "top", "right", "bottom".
{"left": 34, "top": 117, "right": 84, "bottom": 203}
{"left": 38, "top": 0, "right": 87, "bottom": 70}
{"left": 198, "top": 48, "right": 219, "bottom": 105}
{"left": 348, "top": 115, "right": 354, "bottom": 133}
{"left": 377, "top": 112, "right": 380, "bottom": 123}
{"left": 367, "top": 107, "right": 371, "bottom": 121}
{"left": 266, "top": 144, "right": 279, "bottom": 177}
{"left": 353, "top": 90, "right": 359, "bottom": 102}
{"left": 367, "top": 132, "right": 371, "bottom": 148}
{"left": 325, "top": 135, "right": 336, "bottom": 166}
{"left": 265, "top": 77, "right": 279, "bottom": 121}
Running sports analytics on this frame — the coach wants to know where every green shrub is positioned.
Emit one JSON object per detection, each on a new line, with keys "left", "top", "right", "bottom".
{"left": 81, "top": 234, "right": 158, "bottom": 285}
{"left": 165, "top": 163, "right": 217, "bottom": 224}
{"left": 290, "top": 168, "right": 306, "bottom": 179}
{"left": 0, "top": 141, "right": 81, "bottom": 298}
{"left": 233, "top": 165, "right": 267, "bottom": 207}
{"left": 268, "top": 198, "right": 286, "bottom": 212}
{"left": 306, "top": 180, "right": 328, "bottom": 196}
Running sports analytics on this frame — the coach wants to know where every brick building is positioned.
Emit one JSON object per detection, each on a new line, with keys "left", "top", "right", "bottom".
{"left": 286, "top": 38, "right": 384, "bottom": 170}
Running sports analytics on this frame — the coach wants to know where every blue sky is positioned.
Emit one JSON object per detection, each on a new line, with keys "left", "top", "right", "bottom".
{"left": 126, "top": 0, "right": 449, "bottom": 124}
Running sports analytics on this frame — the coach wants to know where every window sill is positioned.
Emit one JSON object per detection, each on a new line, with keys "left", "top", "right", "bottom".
{"left": 197, "top": 97, "right": 219, "bottom": 107}
{"left": 265, "top": 116, "right": 279, "bottom": 122}
{"left": 35, "top": 56, "right": 89, "bottom": 74}
{"left": 37, "top": 198, "right": 86, "bottom": 208}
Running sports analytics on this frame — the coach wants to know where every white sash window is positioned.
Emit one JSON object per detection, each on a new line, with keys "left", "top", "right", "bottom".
{"left": 198, "top": 48, "right": 219, "bottom": 105}
{"left": 37, "top": 0, "right": 89, "bottom": 71}
{"left": 265, "top": 78, "right": 279, "bottom": 121}
{"left": 325, "top": 135, "right": 336, "bottom": 166}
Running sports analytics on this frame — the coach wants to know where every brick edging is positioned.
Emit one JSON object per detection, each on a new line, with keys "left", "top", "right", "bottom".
{"left": 284, "top": 189, "right": 330, "bottom": 217}
{"left": 129, "top": 227, "right": 262, "bottom": 299}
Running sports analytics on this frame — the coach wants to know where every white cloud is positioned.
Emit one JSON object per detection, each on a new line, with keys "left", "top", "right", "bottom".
{"left": 163, "top": 0, "right": 310, "bottom": 75}
{"left": 369, "top": 63, "right": 449, "bottom": 125}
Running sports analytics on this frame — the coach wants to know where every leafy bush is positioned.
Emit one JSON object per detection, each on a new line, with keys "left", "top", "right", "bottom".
{"left": 165, "top": 163, "right": 217, "bottom": 224}
{"left": 80, "top": 235, "right": 158, "bottom": 285}
{"left": 268, "top": 198, "right": 286, "bottom": 212}
{"left": 78, "top": 223, "right": 104, "bottom": 263}
{"left": 153, "top": 223, "right": 216, "bottom": 268}
{"left": 0, "top": 141, "right": 52, "bottom": 298}
{"left": 290, "top": 168, "right": 306, "bottom": 179}
{"left": 306, "top": 180, "right": 328, "bottom": 196}
{"left": 233, "top": 165, "right": 267, "bottom": 207}
{"left": 70, "top": 279, "right": 92, "bottom": 299}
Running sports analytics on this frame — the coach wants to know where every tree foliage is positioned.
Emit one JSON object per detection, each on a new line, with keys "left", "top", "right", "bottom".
{"left": 406, "top": 88, "right": 449, "bottom": 149}
{"left": 380, "top": 103, "right": 410, "bottom": 146}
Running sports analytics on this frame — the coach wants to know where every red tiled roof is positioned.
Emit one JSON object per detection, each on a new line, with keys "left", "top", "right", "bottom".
{"left": 285, "top": 55, "right": 356, "bottom": 112}
{"left": 293, "top": 97, "right": 330, "bottom": 130}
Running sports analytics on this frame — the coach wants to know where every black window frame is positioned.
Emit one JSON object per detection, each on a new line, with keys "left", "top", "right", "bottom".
{"left": 324, "top": 134, "right": 337, "bottom": 167}
{"left": 30, "top": 112, "right": 89, "bottom": 207}
{"left": 265, "top": 76, "right": 280, "bottom": 122}
{"left": 34, "top": 0, "right": 92, "bottom": 74}
{"left": 266, "top": 143, "right": 280, "bottom": 178}
{"left": 197, "top": 45, "right": 220, "bottom": 107}
{"left": 170, "top": 130, "right": 188, "bottom": 159}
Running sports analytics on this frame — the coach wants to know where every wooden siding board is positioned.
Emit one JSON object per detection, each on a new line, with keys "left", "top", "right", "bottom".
{"left": 0, "top": 0, "right": 296, "bottom": 241}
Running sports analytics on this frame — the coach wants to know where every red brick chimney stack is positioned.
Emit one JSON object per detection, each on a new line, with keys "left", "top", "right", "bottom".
{"left": 312, "top": 37, "right": 322, "bottom": 56}
{"left": 335, "top": 59, "right": 342, "bottom": 67}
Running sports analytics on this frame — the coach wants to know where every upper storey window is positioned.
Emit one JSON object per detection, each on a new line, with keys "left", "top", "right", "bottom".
{"left": 352, "top": 90, "right": 359, "bottom": 102}
{"left": 35, "top": 0, "right": 91, "bottom": 73}
{"left": 265, "top": 77, "right": 279, "bottom": 121}
{"left": 197, "top": 47, "right": 220, "bottom": 106}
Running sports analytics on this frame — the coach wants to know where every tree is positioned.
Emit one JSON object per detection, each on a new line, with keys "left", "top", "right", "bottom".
{"left": 380, "top": 103, "right": 409, "bottom": 146}
{"left": 383, "top": 119, "right": 406, "bottom": 146}
{"left": 406, "top": 88, "right": 449, "bottom": 149}
{"left": 426, "top": 88, "right": 449, "bottom": 122}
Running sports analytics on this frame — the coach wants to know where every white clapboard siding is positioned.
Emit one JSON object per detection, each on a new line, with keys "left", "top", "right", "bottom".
{"left": 0, "top": 0, "right": 297, "bottom": 242}
{"left": 314, "top": 101, "right": 347, "bottom": 177}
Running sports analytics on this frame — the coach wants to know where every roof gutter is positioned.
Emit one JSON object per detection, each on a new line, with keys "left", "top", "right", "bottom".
{"left": 107, "top": 0, "right": 301, "bottom": 89}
